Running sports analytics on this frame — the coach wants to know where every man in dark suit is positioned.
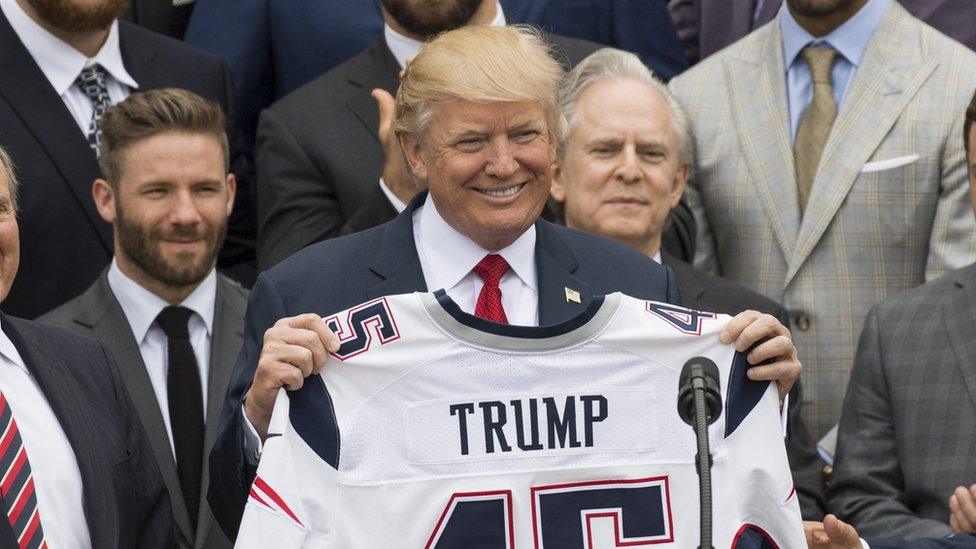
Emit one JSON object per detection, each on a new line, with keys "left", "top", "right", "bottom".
{"left": 0, "top": 145, "right": 172, "bottom": 548}
{"left": 254, "top": 0, "right": 606, "bottom": 269}
{"left": 210, "top": 26, "right": 802, "bottom": 538}
{"left": 41, "top": 90, "right": 245, "bottom": 548}
{"left": 0, "top": 0, "right": 254, "bottom": 319}
{"left": 549, "top": 46, "right": 826, "bottom": 520}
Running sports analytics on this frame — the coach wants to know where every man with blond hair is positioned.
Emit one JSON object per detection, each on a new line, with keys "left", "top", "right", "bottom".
{"left": 208, "top": 25, "right": 804, "bottom": 538}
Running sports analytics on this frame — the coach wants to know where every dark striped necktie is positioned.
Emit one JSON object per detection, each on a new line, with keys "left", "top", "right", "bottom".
{"left": 0, "top": 391, "right": 47, "bottom": 549}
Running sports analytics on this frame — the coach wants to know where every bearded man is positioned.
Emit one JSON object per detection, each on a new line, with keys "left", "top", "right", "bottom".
{"left": 41, "top": 89, "right": 247, "bottom": 549}
{"left": 0, "top": 0, "right": 249, "bottom": 319}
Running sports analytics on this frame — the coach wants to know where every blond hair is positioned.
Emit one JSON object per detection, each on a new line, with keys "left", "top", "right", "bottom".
{"left": 0, "top": 146, "right": 18, "bottom": 210}
{"left": 394, "top": 25, "right": 565, "bottom": 142}
{"left": 98, "top": 88, "right": 228, "bottom": 185}
{"left": 558, "top": 48, "right": 693, "bottom": 166}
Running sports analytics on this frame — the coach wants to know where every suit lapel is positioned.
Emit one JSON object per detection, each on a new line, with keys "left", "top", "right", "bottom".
{"left": 118, "top": 21, "right": 171, "bottom": 92}
{"left": 345, "top": 38, "right": 401, "bottom": 140}
{"left": 787, "top": 3, "right": 935, "bottom": 282}
{"left": 944, "top": 267, "right": 976, "bottom": 412}
{"left": 723, "top": 21, "right": 800, "bottom": 263}
{"left": 71, "top": 274, "right": 194, "bottom": 546}
{"left": 535, "top": 222, "right": 592, "bottom": 325}
{"left": 0, "top": 12, "right": 111, "bottom": 251}
{"left": 661, "top": 251, "right": 704, "bottom": 309}
{"left": 366, "top": 193, "right": 428, "bottom": 299}
{"left": 1, "top": 315, "right": 117, "bottom": 548}
{"left": 198, "top": 275, "right": 245, "bottom": 544}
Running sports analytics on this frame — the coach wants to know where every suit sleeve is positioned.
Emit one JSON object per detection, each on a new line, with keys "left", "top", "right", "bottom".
{"left": 184, "top": 0, "right": 272, "bottom": 154}
{"left": 255, "top": 108, "right": 344, "bottom": 270}
{"left": 209, "top": 272, "right": 290, "bottom": 540}
{"left": 925, "top": 110, "right": 976, "bottom": 281}
{"left": 102, "top": 343, "right": 176, "bottom": 548}
{"left": 865, "top": 534, "right": 976, "bottom": 549}
{"left": 828, "top": 305, "right": 954, "bottom": 538}
{"left": 784, "top": 379, "right": 827, "bottom": 521}
{"left": 609, "top": 0, "right": 688, "bottom": 80}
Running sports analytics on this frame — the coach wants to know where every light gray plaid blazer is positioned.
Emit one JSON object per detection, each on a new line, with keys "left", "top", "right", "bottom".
{"left": 828, "top": 264, "right": 976, "bottom": 538}
{"left": 670, "top": 1, "right": 976, "bottom": 437}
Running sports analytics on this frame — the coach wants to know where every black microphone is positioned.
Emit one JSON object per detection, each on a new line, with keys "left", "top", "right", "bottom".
{"left": 677, "top": 357, "right": 722, "bottom": 549}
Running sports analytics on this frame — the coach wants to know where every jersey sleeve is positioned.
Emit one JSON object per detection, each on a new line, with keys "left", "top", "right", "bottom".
{"left": 236, "top": 387, "right": 339, "bottom": 547}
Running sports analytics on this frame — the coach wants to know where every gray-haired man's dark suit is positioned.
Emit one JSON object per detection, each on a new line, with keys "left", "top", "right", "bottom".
{"left": 40, "top": 271, "right": 247, "bottom": 549}
{"left": 829, "top": 263, "right": 976, "bottom": 538}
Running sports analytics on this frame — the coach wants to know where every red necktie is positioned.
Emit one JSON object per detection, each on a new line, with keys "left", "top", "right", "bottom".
{"left": 473, "top": 254, "right": 510, "bottom": 324}
{"left": 0, "top": 391, "right": 47, "bottom": 549}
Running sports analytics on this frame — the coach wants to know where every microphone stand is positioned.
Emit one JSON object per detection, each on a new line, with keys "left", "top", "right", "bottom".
{"left": 677, "top": 357, "right": 722, "bottom": 549}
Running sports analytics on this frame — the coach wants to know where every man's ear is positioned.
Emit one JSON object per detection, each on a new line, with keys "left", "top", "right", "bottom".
{"left": 92, "top": 178, "right": 117, "bottom": 224}
{"left": 669, "top": 163, "right": 690, "bottom": 208}
{"left": 225, "top": 173, "right": 237, "bottom": 215}
{"left": 550, "top": 162, "right": 567, "bottom": 203}
{"left": 399, "top": 135, "right": 428, "bottom": 182}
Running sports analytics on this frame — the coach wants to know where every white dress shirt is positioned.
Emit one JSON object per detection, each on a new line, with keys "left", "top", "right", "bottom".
{"left": 414, "top": 193, "right": 539, "bottom": 325}
{"left": 378, "top": 2, "right": 507, "bottom": 212}
{"left": 0, "top": 0, "right": 138, "bottom": 135}
{"left": 0, "top": 320, "right": 91, "bottom": 548}
{"left": 108, "top": 260, "right": 215, "bottom": 455}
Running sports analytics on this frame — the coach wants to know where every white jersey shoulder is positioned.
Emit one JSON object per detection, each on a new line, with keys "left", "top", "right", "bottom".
{"left": 237, "top": 292, "right": 803, "bottom": 548}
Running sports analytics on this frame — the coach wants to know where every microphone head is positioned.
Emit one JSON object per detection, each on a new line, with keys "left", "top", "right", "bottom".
{"left": 677, "top": 357, "right": 723, "bottom": 427}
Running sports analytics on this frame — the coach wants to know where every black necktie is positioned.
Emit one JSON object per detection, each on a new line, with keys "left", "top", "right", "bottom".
{"left": 156, "top": 306, "right": 204, "bottom": 531}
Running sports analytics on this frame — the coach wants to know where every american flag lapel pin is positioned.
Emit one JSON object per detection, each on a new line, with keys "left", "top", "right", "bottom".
{"left": 565, "top": 287, "right": 581, "bottom": 304}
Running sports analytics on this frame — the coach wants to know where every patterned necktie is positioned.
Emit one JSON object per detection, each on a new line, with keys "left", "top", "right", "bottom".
{"left": 156, "top": 306, "right": 204, "bottom": 532}
{"left": 794, "top": 46, "right": 839, "bottom": 213}
{"left": 0, "top": 391, "right": 47, "bottom": 549}
{"left": 74, "top": 64, "right": 111, "bottom": 156}
{"left": 473, "top": 254, "right": 510, "bottom": 324}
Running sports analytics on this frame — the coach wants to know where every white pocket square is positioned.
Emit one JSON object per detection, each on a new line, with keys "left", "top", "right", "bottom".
{"left": 861, "top": 154, "right": 920, "bottom": 173}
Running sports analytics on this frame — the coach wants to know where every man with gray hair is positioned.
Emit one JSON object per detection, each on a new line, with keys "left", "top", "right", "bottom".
{"left": 550, "top": 47, "right": 826, "bottom": 520}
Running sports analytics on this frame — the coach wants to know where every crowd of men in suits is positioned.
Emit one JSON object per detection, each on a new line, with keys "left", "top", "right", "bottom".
{"left": 0, "top": 0, "right": 975, "bottom": 547}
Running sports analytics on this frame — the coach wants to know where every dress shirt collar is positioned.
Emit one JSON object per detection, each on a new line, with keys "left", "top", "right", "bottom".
{"left": 383, "top": 1, "right": 507, "bottom": 69}
{"left": 108, "top": 259, "right": 216, "bottom": 343}
{"left": 0, "top": 318, "right": 28, "bottom": 375}
{"left": 780, "top": 0, "right": 888, "bottom": 72}
{"left": 0, "top": 0, "right": 138, "bottom": 95}
{"left": 416, "top": 193, "right": 537, "bottom": 293}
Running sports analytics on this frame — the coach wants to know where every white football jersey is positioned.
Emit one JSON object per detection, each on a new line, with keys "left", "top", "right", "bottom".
{"left": 237, "top": 292, "right": 804, "bottom": 548}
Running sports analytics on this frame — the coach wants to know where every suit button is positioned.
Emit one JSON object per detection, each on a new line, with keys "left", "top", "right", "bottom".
{"left": 795, "top": 313, "right": 810, "bottom": 332}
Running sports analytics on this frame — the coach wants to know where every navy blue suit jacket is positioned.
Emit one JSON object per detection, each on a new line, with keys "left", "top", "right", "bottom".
{"left": 208, "top": 193, "right": 680, "bottom": 538}
{"left": 185, "top": 0, "right": 686, "bottom": 156}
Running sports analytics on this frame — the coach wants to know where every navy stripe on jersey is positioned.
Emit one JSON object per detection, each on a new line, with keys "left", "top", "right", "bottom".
{"left": 724, "top": 350, "right": 767, "bottom": 437}
{"left": 434, "top": 289, "right": 605, "bottom": 338}
{"left": 286, "top": 376, "right": 340, "bottom": 468}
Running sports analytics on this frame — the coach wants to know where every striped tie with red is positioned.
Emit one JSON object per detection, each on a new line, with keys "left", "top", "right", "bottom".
{"left": 0, "top": 392, "right": 46, "bottom": 549}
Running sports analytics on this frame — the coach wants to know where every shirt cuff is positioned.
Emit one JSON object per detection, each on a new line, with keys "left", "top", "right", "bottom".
{"left": 860, "top": 538, "right": 870, "bottom": 549}
{"left": 379, "top": 177, "right": 407, "bottom": 213}
{"left": 242, "top": 403, "right": 264, "bottom": 466}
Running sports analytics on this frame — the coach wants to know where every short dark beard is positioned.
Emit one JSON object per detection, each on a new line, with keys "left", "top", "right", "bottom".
{"left": 381, "top": 0, "right": 484, "bottom": 39}
{"left": 786, "top": 0, "right": 860, "bottom": 17}
{"left": 23, "top": 0, "right": 127, "bottom": 33}
{"left": 115, "top": 201, "right": 226, "bottom": 290}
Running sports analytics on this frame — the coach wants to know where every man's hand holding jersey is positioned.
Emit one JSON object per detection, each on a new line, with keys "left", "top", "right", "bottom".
{"left": 243, "top": 309, "right": 802, "bottom": 441}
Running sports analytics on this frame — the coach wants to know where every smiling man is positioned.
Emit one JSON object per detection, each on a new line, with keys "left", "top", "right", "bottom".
{"left": 208, "top": 25, "right": 804, "bottom": 538}
{"left": 41, "top": 88, "right": 247, "bottom": 549}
